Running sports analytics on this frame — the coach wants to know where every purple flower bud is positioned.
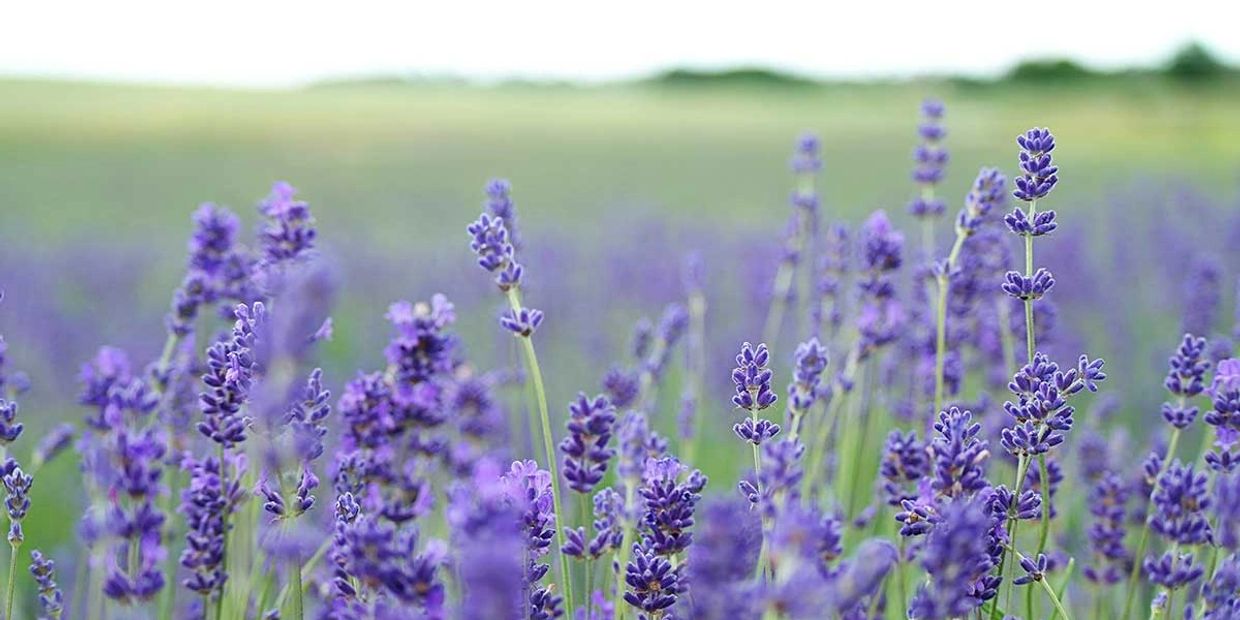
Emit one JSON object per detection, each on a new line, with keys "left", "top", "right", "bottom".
{"left": 731, "top": 342, "right": 777, "bottom": 411}
{"left": 500, "top": 307, "right": 544, "bottom": 337}
{"left": 1001, "top": 268, "right": 1055, "bottom": 301}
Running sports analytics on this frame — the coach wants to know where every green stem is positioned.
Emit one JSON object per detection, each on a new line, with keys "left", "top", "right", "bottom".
{"left": 683, "top": 292, "right": 707, "bottom": 467}
{"left": 1022, "top": 202, "right": 1037, "bottom": 361}
{"left": 1120, "top": 426, "right": 1182, "bottom": 620}
{"left": 287, "top": 556, "right": 304, "bottom": 620}
{"left": 1035, "top": 454, "right": 1052, "bottom": 556}
{"left": 761, "top": 206, "right": 808, "bottom": 348}
{"left": 613, "top": 483, "right": 637, "bottom": 620}
{"left": 997, "top": 455, "right": 1029, "bottom": 620}
{"left": 273, "top": 537, "right": 332, "bottom": 610}
{"left": 933, "top": 232, "right": 968, "bottom": 416}
{"left": 506, "top": 288, "right": 574, "bottom": 616}
{"left": 215, "top": 445, "right": 229, "bottom": 620}
{"left": 5, "top": 540, "right": 19, "bottom": 620}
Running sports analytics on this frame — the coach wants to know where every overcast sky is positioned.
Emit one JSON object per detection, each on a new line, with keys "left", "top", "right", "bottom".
{"left": 4, "top": 0, "right": 1237, "bottom": 87}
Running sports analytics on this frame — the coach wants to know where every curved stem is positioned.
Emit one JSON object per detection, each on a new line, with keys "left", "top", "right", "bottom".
{"left": 504, "top": 288, "right": 573, "bottom": 614}
{"left": 933, "top": 230, "right": 969, "bottom": 416}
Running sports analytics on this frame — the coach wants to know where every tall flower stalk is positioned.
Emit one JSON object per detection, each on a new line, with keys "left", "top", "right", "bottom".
{"left": 1120, "top": 334, "right": 1211, "bottom": 620}
{"left": 932, "top": 167, "right": 1007, "bottom": 415}
{"left": 762, "top": 134, "right": 822, "bottom": 347}
{"left": 467, "top": 185, "right": 573, "bottom": 613}
{"left": 908, "top": 99, "right": 948, "bottom": 257}
{"left": 994, "top": 127, "right": 1065, "bottom": 618}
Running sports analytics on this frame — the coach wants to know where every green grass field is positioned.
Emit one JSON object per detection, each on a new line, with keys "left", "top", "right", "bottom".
{"left": 2, "top": 77, "right": 1238, "bottom": 254}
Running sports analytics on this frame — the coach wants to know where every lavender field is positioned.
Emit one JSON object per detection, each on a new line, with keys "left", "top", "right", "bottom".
{"left": 0, "top": 77, "right": 1239, "bottom": 619}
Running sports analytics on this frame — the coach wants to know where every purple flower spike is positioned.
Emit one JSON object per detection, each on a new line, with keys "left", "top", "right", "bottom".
{"left": 30, "top": 550, "right": 64, "bottom": 619}
{"left": 559, "top": 393, "right": 617, "bottom": 494}
{"left": 956, "top": 167, "right": 1008, "bottom": 236}
{"left": 467, "top": 212, "right": 523, "bottom": 291}
{"left": 258, "top": 181, "right": 317, "bottom": 267}
{"left": 790, "top": 132, "right": 823, "bottom": 174}
{"left": 1144, "top": 551, "right": 1203, "bottom": 591}
{"left": 731, "top": 342, "right": 777, "bottom": 411}
{"left": 1013, "top": 127, "right": 1059, "bottom": 202}
{"left": 788, "top": 338, "right": 828, "bottom": 414}
{"left": 1150, "top": 460, "right": 1212, "bottom": 546}
{"left": 909, "top": 98, "right": 949, "bottom": 218}
{"left": 623, "top": 543, "right": 682, "bottom": 614}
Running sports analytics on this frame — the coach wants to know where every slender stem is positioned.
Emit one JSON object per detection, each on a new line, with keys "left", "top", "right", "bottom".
{"left": 997, "top": 455, "right": 1029, "bottom": 619}
{"left": 1035, "top": 454, "right": 1052, "bottom": 555}
{"left": 934, "top": 232, "right": 969, "bottom": 416}
{"left": 802, "top": 347, "right": 858, "bottom": 497}
{"left": 761, "top": 208, "right": 808, "bottom": 348}
{"left": 288, "top": 554, "right": 304, "bottom": 620}
{"left": 273, "top": 537, "right": 332, "bottom": 610}
{"left": 5, "top": 540, "right": 19, "bottom": 620}
{"left": 505, "top": 288, "right": 574, "bottom": 616}
{"left": 613, "top": 483, "right": 637, "bottom": 620}
{"left": 933, "top": 273, "right": 950, "bottom": 416}
{"left": 215, "top": 445, "right": 229, "bottom": 620}
{"left": 683, "top": 292, "right": 707, "bottom": 467}
{"left": 1037, "top": 574, "right": 1073, "bottom": 620}
{"left": 1120, "top": 427, "right": 1182, "bottom": 620}
{"left": 1022, "top": 201, "right": 1037, "bottom": 362}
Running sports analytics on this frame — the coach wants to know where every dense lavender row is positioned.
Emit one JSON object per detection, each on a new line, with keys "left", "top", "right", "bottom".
{"left": 0, "top": 102, "right": 1237, "bottom": 619}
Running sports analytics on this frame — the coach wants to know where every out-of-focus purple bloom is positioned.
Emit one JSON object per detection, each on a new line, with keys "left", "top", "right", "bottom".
{"left": 1202, "top": 554, "right": 1240, "bottom": 617}
{"left": 560, "top": 393, "right": 617, "bottom": 494}
{"left": 741, "top": 438, "right": 803, "bottom": 515}
{"left": 485, "top": 178, "right": 521, "bottom": 251}
{"left": 909, "top": 497, "right": 998, "bottom": 619}
{"left": 257, "top": 181, "right": 317, "bottom": 267}
{"left": 787, "top": 338, "right": 828, "bottom": 415}
{"left": 1143, "top": 551, "right": 1204, "bottom": 591}
{"left": 1084, "top": 472, "right": 1132, "bottom": 585}
{"left": 1182, "top": 256, "right": 1222, "bottom": 337}
{"left": 30, "top": 550, "right": 63, "bottom": 620}
{"left": 909, "top": 99, "right": 948, "bottom": 219}
{"left": 1165, "top": 334, "right": 1210, "bottom": 428}
{"left": 857, "top": 211, "right": 905, "bottom": 356}
{"left": 790, "top": 132, "right": 822, "bottom": 175}
{"left": 1149, "top": 460, "right": 1212, "bottom": 546}
{"left": 879, "top": 430, "right": 927, "bottom": 507}
{"left": 181, "top": 456, "right": 232, "bottom": 596}
{"left": 31, "top": 423, "right": 74, "bottom": 470}
{"left": 955, "top": 168, "right": 1008, "bottom": 236}
{"left": 1216, "top": 470, "right": 1240, "bottom": 551}
{"left": 602, "top": 367, "right": 640, "bottom": 410}
{"left": 685, "top": 499, "right": 760, "bottom": 619}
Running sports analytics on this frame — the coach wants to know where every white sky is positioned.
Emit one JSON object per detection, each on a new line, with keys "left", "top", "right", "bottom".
{"left": 3, "top": 0, "right": 1238, "bottom": 87}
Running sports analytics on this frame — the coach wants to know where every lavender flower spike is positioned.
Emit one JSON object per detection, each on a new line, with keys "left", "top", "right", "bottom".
{"left": 30, "top": 550, "right": 64, "bottom": 619}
